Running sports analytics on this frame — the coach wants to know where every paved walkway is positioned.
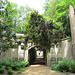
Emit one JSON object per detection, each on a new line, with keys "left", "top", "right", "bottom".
{"left": 21, "top": 57, "right": 75, "bottom": 75}
{"left": 21, "top": 64, "right": 66, "bottom": 75}
{"left": 21, "top": 57, "right": 66, "bottom": 75}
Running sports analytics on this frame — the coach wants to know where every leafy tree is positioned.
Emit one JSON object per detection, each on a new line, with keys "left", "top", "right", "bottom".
{"left": 23, "top": 10, "right": 63, "bottom": 50}
{"left": 15, "top": 6, "right": 32, "bottom": 33}
{"left": 44, "top": 0, "right": 60, "bottom": 20}
{"left": 44, "top": 0, "right": 75, "bottom": 37}
{"left": 56, "top": 0, "right": 75, "bottom": 37}
{"left": 0, "top": 0, "right": 18, "bottom": 54}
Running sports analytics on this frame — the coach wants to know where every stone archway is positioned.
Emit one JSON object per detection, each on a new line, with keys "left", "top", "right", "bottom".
{"left": 27, "top": 45, "right": 46, "bottom": 65}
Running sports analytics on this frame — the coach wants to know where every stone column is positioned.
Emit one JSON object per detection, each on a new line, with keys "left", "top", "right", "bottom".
{"left": 69, "top": 5, "right": 75, "bottom": 60}
{"left": 11, "top": 48, "right": 15, "bottom": 58}
{"left": 17, "top": 45, "right": 21, "bottom": 61}
{"left": 54, "top": 45, "right": 58, "bottom": 62}
{"left": 24, "top": 49, "right": 28, "bottom": 61}
{"left": 46, "top": 50, "right": 51, "bottom": 67}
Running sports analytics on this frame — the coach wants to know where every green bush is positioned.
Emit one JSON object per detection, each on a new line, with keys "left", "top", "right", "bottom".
{"left": 11, "top": 61, "right": 29, "bottom": 70}
{"left": 17, "top": 68, "right": 26, "bottom": 74}
{"left": 20, "top": 61, "right": 29, "bottom": 67}
{"left": 0, "top": 66, "right": 5, "bottom": 73}
{"left": 11, "top": 62, "right": 21, "bottom": 70}
{"left": 52, "top": 59, "right": 75, "bottom": 73}
{"left": 8, "top": 68, "right": 14, "bottom": 75}
{"left": 0, "top": 58, "right": 29, "bottom": 74}
{"left": 0, "top": 58, "right": 15, "bottom": 68}
{"left": 0, "top": 58, "right": 6, "bottom": 67}
{"left": 0, "top": 68, "right": 5, "bottom": 73}
{"left": 69, "top": 61, "right": 75, "bottom": 73}
{"left": 51, "top": 64, "right": 57, "bottom": 70}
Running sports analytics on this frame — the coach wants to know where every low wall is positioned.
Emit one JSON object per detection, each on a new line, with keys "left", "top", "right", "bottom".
{"left": 0, "top": 39, "right": 74, "bottom": 67}
{"left": 0, "top": 48, "right": 17, "bottom": 59}
{"left": 46, "top": 39, "right": 73, "bottom": 66}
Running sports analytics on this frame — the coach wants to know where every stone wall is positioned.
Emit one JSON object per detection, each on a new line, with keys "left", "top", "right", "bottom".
{"left": 0, "top": 39, "right": 73, "bottom": 67}
{"left": 0, "top": 48, "right": 18, "bottom": 59}
{"left": 46, "top": 39, "right": 73, "bottom": 66}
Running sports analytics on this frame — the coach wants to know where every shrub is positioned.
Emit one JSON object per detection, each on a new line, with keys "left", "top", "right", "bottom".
{"left": 0, "top": 58, "right": 29, "bottom": 74}
{"left": 17, "top": 68, "right": 26, "bottom": 74}
{"left": 11, "top": 62, "right": 21, "bottom": 70}
{"left": 0, "top": 68, "right": 5, "bottom": 73}
{"left": 0, "top": 58, "right": 6, "bottom": 67}
{"left": 20, "top": 61, "right": 29, "bottom": 67}
{"left": 8, "top": 68, "right": 14, "bottom": 75}
{"left": 69, "top": 61, "right": 75, "bottom": 73}
{"left": 11, "top": 61, "right": 29, "bottom": 70}
{"left": 52, "top": 59, "right": 75, "bottom": 73}
{"left": 51, "top": 64, "right": 57, "bottom": 70}
{"left": 0, "top": 66, "right": 5, "bottom": 73}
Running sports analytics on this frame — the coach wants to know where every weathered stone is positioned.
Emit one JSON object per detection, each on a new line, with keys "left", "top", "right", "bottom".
{"left": 69, "top": 5, "right": 75, "bottom": 60}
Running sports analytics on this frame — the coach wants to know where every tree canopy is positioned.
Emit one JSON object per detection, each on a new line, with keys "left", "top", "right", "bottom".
{"left": 44, "top": 0, "right": 75, "bottom": 37}
{"left": 23, "top": 10, "right": 63, "bottom": 49}
{"left": 0, "top": 0, "right": 17, "bottom": 53}
{"left": 0, "top": 0, "right": 33, "bottom": 53}
{"left": 15, "top": 5, "right": 32, "bottom": 33}
{"left": 0, "top": 0, "right": 73, "bottom": 52}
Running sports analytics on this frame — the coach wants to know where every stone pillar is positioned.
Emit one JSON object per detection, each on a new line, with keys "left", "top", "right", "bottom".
{"left": 69, "top": 5, "right": 75, "bottom": 60}
{"left": 54, "top": 45, "right": 58, "bottom": 62}
{"left": 17, "top": 45, "right": 21, "bottom": 61}
{"left": 11, "top": 48, "right": 15, "bottom": 58}
{"left": 24, "top": 49, "right": 28, "bottom": 61}
{"left": 46, "top": 50, "right": 51, "bottom": 67}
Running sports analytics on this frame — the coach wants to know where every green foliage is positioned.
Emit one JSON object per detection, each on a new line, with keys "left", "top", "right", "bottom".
{"left": 15, "top": 6, "right": 32, "bottom": 33}
{"left": 17, "top": 68, "right": 26, "bottom": 74}
{"left": 51, "top": 63, "right": 57, "bottom": 70}
{"left": 21, "top": 45, "right": 26, "bottom": 50}
{"left": 11, "top": 60, "right": 28, "bottom": 71}
{"left": 0, "top": 0, "right": 32, "bottom": 53}
{"left": 44, "top": 0, "right": 58, "bottom": 20}
{"left": 23, "top": 10, "right": 63, "bottom": 49}
{"left": 44, "top": 0, "right": 75, "bottom": 37}
{"left": 0, "top": 68, "right": 5, "bottom": 73}
{"left": 0, "top": 0, "right": 17, "bottom": 54}
{"left": 0, "top": 66, "right": 5, "bottom": 73}
{"left": 0, "top": 58, "right": 15, "bottom": 69}
{"left": 0, "top": 58, "right": 29, "bottom": 74}
{"left": 52, "top": 59, "right": 75, "bottom": 73}
{"left": 8, "top": 68, "right": 14, "bottom": 75}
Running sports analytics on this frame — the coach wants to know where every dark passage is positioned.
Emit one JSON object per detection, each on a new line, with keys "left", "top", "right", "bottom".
{"left": 29, "top": 48, "right": 36, "bottom": 65}
{"left": 29, "top": 47, "right": 46, "bottom": 65}
{"left": 32, "top": 57, "right": 45, "bottom": 65}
